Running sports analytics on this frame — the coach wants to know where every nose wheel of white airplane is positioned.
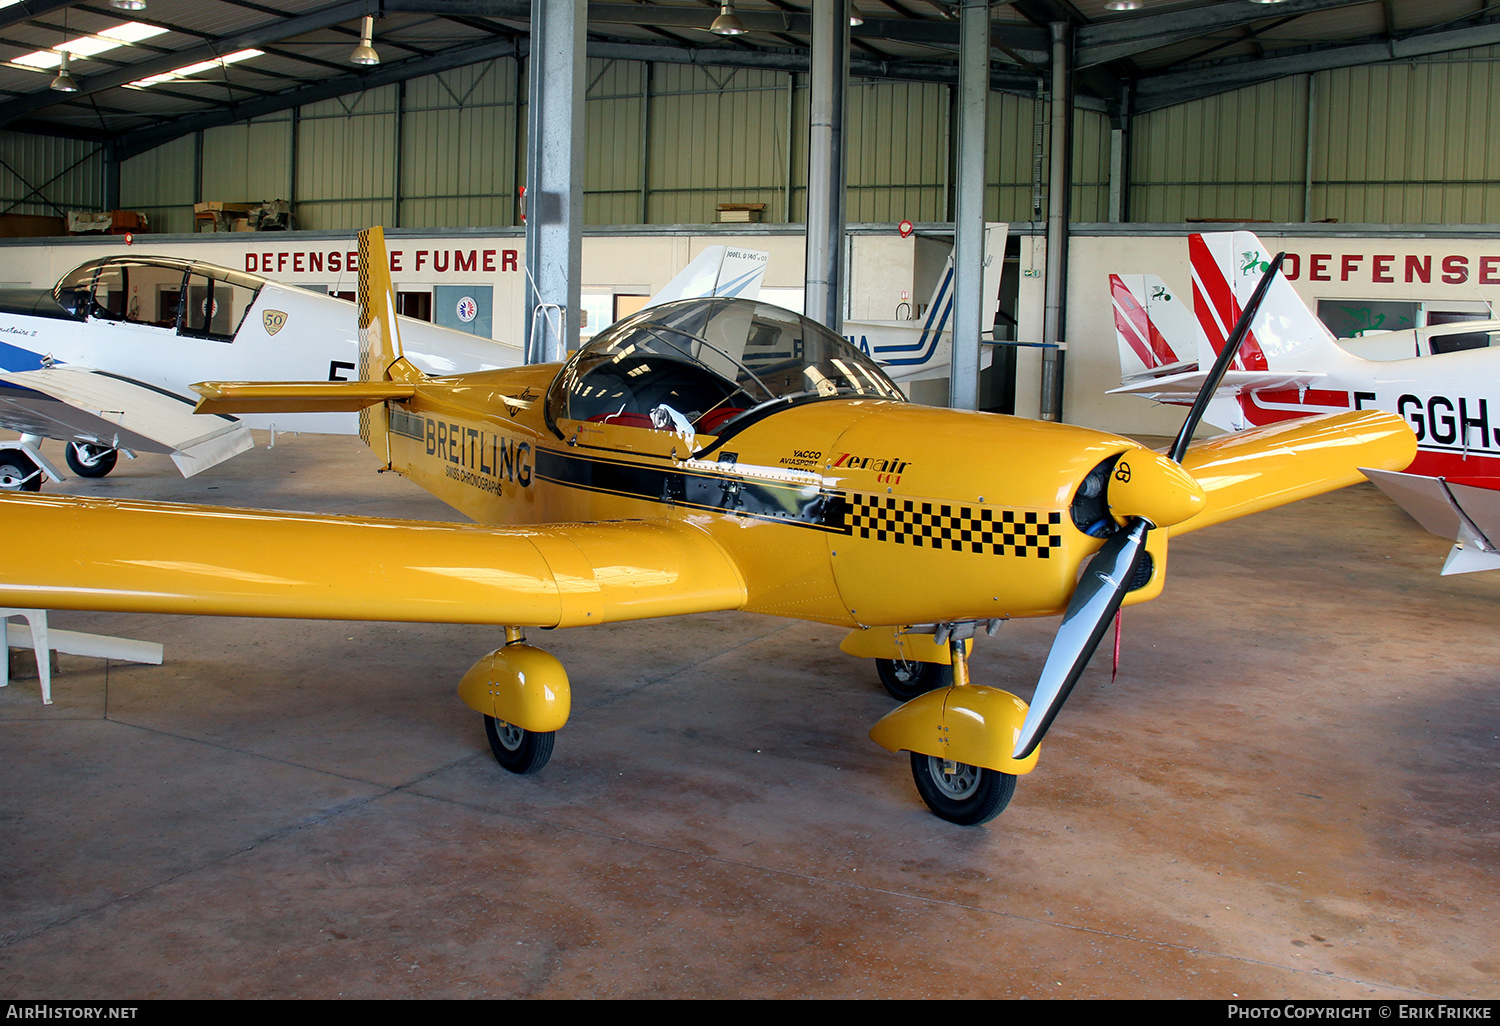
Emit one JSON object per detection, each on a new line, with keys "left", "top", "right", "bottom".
{"left": 484, "top": 715, "right": 555, "bottom": 774}
{"left": 65, "top": 442, "right": 118, "bottom": 478}
{"left": 910, "top": 753, "right": 1016, "bottom": 826}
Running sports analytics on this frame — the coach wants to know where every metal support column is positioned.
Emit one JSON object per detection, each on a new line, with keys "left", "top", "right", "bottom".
{"left": 948, "top": 0, "right": 989, "bottom": 412}
{"left": 804, "top": 0, "right": 848, "bottom": 333}
{"left": 101, "top": 142, "right": 119, "bottom": 212}
{"left": 1108, "top": 82, "right": 1130, "bottom": 223}
{"left": 524, "top": 0, "right": 586, "bottom": 364}
{"left": 392, "top": 80, "right": 405, "bottom": 228}
{"left": 1039, "top": 21, "right": 1071, "bottom": 423}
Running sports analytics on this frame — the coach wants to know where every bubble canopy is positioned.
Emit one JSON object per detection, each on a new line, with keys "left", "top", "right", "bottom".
{"left": 545, "top": 297, "right": 905, "bottom": 439}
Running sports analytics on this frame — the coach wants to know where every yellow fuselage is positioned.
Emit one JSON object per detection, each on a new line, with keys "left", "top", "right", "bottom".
{"left": 386, "top": 364, "right": 1148, "bottom": 629}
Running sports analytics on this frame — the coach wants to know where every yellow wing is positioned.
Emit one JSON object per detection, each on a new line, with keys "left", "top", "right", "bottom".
{"left": 1172, "top": 409, "right": 1415, "bottom": 536}
{"left": 0, "top": 494, "right": 745, "bottom": 628}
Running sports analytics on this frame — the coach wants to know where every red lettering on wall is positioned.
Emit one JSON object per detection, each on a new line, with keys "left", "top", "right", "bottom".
{"left": 1340, "top": 254, "right": 1363, "bottom": 281}
{"left": 277, "top": 253, "right": 288, "bottom": 272}
{"left": 1482, "top": 256, "right": 1500, "bottom": 285}
{"left": 482, "top": 250, "right": 496, "bottom": 273}
{"left": 502, "top": 249, "right": 518, "bottom": 272}
{"left": 310, "top": 252, "right": 323, "bottom": 273}
{"left": 389, "top": 250, "right": 402, "bottom": 272}
{"left": 1372, "top": 255, "right": 1394, "bottom": 283}
{"left": 1310, "top": 254, "right": 1331, "bottom": 281}
{"left": 347, "top": 250, "right": 358, "bottom": 270}
{"left": 456, "top": 250, "right": 476, "bottom": 272}
{"left": 1442, "top": 255, "right": 1469, "bottom": 284}
{"left": 245, "top": 254, "right": 258, "bottom": 272}
{"left": 1281, "top": 253, "right": 1300, "bottom": 280}
{"left": 416, "top": 250, "right": 428, "bottom": 271}
{"left": 329, "top": 252, "right": 342, "bottom": 272}
{"left": 293, "top": 253, "right": 304, "bottom": 273}
{"left": 434, "top": 251, "right": 449, "bottom": 273}
{"left": 1406, "top": 255, "right": 1431, "bottom": 283}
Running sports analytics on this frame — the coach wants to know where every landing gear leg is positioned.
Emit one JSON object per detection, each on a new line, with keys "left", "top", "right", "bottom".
{"left": 907, "top": 633, "right": 1017, "bottom": 826}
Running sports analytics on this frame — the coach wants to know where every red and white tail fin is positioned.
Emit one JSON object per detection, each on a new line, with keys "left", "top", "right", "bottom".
{"left": 1189, "top": 232, "right": 1346, "bottom": 373}
{"left": 1110, "top": 273, "right": 1199, "bottom": 382}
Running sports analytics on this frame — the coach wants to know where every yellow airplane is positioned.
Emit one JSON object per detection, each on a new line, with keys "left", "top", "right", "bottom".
{"left": 0, "top": 229, "right": 1416, "bottom": 825}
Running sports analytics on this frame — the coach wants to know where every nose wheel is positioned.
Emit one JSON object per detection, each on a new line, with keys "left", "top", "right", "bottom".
{"left": 903, "top": 631, "right": 1020, "bottom": 826}
{"left": 910, "top": 753, "right": 1016, "bottom": 825}
{"left": 483, "top": 715, "right": 555, "bottom": 774}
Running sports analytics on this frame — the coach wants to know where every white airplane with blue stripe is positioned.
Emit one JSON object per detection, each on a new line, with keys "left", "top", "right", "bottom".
{"left": 0, "top": 243, "right": 763, "bottom": 491}
{"left": 844, "top": 223, "right": 1007, "bottom": 390}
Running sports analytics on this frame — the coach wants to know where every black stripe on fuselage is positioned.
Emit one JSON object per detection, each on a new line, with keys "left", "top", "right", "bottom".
{"left": 536, "top": 446, "right": 850, "bottom": 531}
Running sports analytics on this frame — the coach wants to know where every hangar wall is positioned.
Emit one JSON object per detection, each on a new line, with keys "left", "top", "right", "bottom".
{"left": 106, "top": 46, "right": 1500, "bottom": 236}
{"left": 9, "top": 45, "right": 1500, "bottom": 233}
{"left": 1128, "top": 43, "right": 1500, "bottom": 223}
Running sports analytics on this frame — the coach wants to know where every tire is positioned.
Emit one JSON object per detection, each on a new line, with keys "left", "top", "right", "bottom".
{"left": 909, "top": 752, "right": 1016, "bottom": 826}
{"left": 0, "top": 451, "right": 41, "bottom": 492}
{"left": 483, "top": 715, "right": 555, "bottom": 774}
{"left": 875, "top": 658, "right": 953, "bottom": 702}
{"left": 65, "top": 442, "right": 118, "bottom": 478}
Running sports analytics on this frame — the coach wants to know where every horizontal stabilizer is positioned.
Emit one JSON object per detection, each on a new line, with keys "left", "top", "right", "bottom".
{"left": 1109, "top": 369, "right": 1325, "bottom": 397}
{"left": 0, "top": 494, "right": 747, "bottom": 628}
{"left": 193, "top": 380, "right": 418, "bottom": 414}
{"left": 1172, "top": 410, "right": 1416, "bottom": 536}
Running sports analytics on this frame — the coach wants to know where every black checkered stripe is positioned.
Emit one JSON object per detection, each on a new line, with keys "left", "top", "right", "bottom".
{"left": 846, "top": 493, "right": 1064, "bottom": 557}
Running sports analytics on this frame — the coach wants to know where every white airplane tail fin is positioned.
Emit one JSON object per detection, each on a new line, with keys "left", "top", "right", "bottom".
{"left": 1109, "top": 273, "right": 1196, "bottom": 381}
{"left": 1188, "top": 231, "right": 1347, "bottom": 374}
{"left": 645, "top": 245, "right": 768, "bottom": 308}
{"left": 855, "top": 222, "right": 1008, "bottom": 385}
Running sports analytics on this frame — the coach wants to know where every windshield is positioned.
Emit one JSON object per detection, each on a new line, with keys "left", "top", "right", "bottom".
{"left": 547, "top": 297, "right": 904, "bottom": 437}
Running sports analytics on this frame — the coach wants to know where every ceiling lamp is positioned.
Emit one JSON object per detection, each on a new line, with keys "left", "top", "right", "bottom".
{"left": 1104, "top": 0, "right": 1144, "bottom": 8}
{"left": 50, "top": 50, "right": 78, "bottom": 92}
{"left": 850, "top": 5, "right": 864, "bottom": 26}
{"left": 710, "top": 3, "right": 747, "bottom": 35}
{"left": 109, "top": 0, "right": 148, "bottom": 11}
{"left": 1248, "top": 0, "right": 1288, "bottom": 4}
{"left": 350, "top": 14, "right": 380, "bottom": 65}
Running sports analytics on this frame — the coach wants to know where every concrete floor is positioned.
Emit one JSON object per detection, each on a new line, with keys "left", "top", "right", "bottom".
{"left": 1, "top": 431, "right": 1496, "bottom": 999}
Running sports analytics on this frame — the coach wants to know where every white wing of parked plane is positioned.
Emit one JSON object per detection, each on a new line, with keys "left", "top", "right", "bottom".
{"left": 1362, "top": 467, "right": 1500, "bottom": 575}
{"left": 0, "top": 366, "right": 253, "bottom": 476}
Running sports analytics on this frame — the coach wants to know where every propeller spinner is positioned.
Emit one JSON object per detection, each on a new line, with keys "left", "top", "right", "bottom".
{"left": 1012, "top": 252, "right": 1288, "bottom": 759}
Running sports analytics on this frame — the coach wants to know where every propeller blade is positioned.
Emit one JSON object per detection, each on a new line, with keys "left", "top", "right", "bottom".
{"left": 1168, "top": 251, "right": 1286, "bottom": 463}
{"left": 1013, "top": 518, "right": 1149, "bottom": 759}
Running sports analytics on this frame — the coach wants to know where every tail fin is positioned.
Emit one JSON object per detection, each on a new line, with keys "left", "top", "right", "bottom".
{"left": 645, "top": 245, "right": 769, "bottom": 308}
{"left": 1110, "top": 273, "right": 1196, "bottom": 381}
{"left": 356, "top": 227, "right": 424, "bottom": 454}
{"left": 1188, "top": 231, "right": 1344, "bottom": 373}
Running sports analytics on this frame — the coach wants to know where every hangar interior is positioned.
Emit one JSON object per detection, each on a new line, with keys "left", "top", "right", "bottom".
{"left": 1, "top": 0, "right": 1498, "bottom": 1001}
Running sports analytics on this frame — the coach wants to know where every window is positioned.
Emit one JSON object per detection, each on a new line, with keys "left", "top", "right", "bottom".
{"left": 88, "top": 262, "right": 188, "bottom": 327}
{"left": 181, "top": 272, "right": 257, "bottom": 340}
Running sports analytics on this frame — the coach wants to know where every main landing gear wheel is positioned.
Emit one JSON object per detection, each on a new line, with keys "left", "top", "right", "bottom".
{"left": 65, "top": 442, "right": 118, "bottom": 478}
{"left": 875, "top": 658, "right": 953, "bottom": 702}
{"left": 910, "top": 752, "right": 1016, "bottom": 826}
{"left": 0, "top": 451, "right": 41, "bottom": 492}
{"left": 484, "top": 715, "right": 555, "bottom": 774}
